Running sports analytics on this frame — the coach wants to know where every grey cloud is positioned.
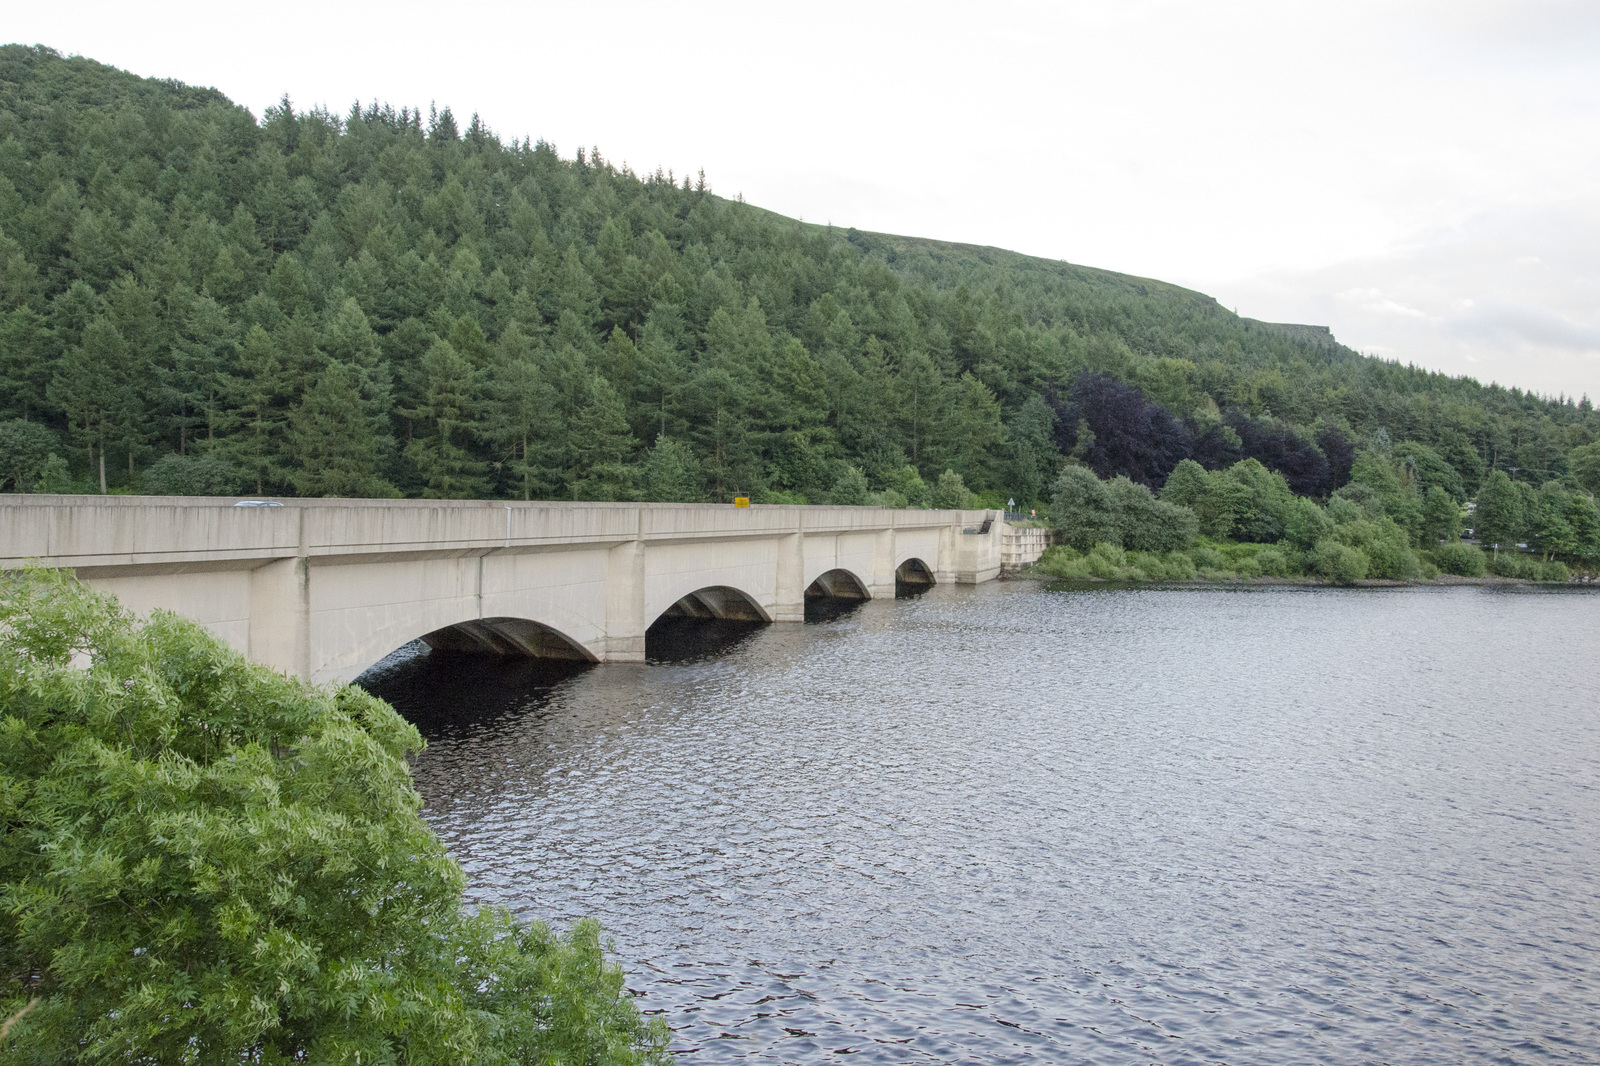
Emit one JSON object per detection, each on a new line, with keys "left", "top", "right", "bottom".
{"left": 1209, "top": 199, "right": 1600, "bottom": 398}
{"left": 1444, "top": 298, "right": 1600, "bottom": 353}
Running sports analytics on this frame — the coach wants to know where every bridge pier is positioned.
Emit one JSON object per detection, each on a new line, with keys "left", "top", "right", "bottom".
{"left": 603, "top": 537, "right": 648, "bottom": 662}
{"left": 248, "top": 555, "right": 309, "bottom": 678}
{"left": 2, "top": 498, "right": 1005, "bottom": 683}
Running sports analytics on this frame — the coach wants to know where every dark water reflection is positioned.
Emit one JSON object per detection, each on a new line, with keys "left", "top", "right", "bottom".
{"left": 360, "top": 582, "right": 1600, "bottom": 1064}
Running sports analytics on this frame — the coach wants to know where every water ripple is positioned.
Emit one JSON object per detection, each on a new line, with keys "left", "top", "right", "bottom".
{"left": 362, "top": 582, "right": 1600, "bottom": 1064}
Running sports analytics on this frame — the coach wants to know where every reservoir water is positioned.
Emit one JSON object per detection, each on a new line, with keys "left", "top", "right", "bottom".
{"left": 361, "top": 582, "right": 1600, "bottom": 1064}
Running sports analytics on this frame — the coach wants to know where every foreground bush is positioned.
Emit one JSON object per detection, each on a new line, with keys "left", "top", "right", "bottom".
{"left": 0, "top": 570, "right": 670, "bottom": 1065}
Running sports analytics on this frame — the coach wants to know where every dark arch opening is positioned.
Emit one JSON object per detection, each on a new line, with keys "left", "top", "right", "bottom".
{"left": 896, "top": 558, "right": 936, "bottom": 598}
{"left": 805, "top": 568, "right": 869, "bottom": 600}
{"left": 420, "top": 616, "right": 594, "bottom": 660}
{"left": 647, "top": 586, "right": 768, "bottom": 663}
{"left": 355, "top": 618, "right": 594, "bottom": 738}
{"left": 804, "top": 568, "right": 870, "bottom": 622}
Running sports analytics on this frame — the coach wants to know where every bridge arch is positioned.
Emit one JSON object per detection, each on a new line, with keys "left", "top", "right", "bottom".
{"left": 805, "top": 567, "right": 871, "bottom": 600}
{"left": 419, "top": 616, "right": 597, "bottom": 661}
{"left": 650, "top": 584, "right": 772, "bottom": 625}
{"left": 895, "top": 557, "right": 936, "bottom": 588}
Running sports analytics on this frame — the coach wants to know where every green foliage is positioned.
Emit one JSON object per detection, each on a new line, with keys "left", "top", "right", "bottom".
{"left": 140, "top": 452, "right": 240, "bottom": 496}
{"left": 882, "top": 464, "right": 930, "bottom": 508}
{"left": 33, "top": 453, "right": 73, "bottom": 493}
{"left": 1051, "top": 465, "right": 1199, "bottom": 552}
{"left": 1420, "top": 485, "right": 1463, "bottom": 545}
{"left": 0, "top": 419, "right": 57, "bottom": 491}
{"left": 1, "top": 45, "right": 1596, "bottom": 506}
{"left": 287, "top": 363, "right": 397, "bottom": 497}
{"left": 0, "top": 570, "right": 670, "bottom": 1064}
{"left": 1473, "top": 469, "right": 1525, "bottom": 550}
{"left": 1350, "top": 450, "right": 1422, "bottom": 543}
{"left": 1431, "top": 542, "right": 1487, "bottom": 577}
{"left": 1037, "top": 543, "right": 1195, "bottom": 583}
{"left": 1570, "top": 441, "right": 1600, "bottom": 496}
{"left": 933, "top": 468, "right": 974, "bottom": 510}
{"left": 1159, "top": 458, "right": 1208, "bottom": 509}
{"left": 641, "top": 434, "right": 702, "bottom": 502}
{"left": 829, "top": 465, "right": 870, "bottom": 505}
{"left": 1332, "top": 517, "right": 1420, "bottom": 579}
{"left": 1314, "top": 539, "right": 1369, "bottom": 584}
{"left": 1103, "top": 475, "right": 1198, "bottom": 551}
{"left": 404, "top": 338, "right": 489, "bottom": 499}
{"left": 1486, "top": 552, "right": 1570, "bottom": 581}
{"left": 1282, "top": 495, "right": 1334, "bottom": 550}
{"left": 1394, "top": 441, "right": 1465, "bottom": 501}
{"left": 1050, "top": 465, "right": 1114, "bottom": 549}
{"left": 1157, "top": 458, "right": 1293, "bottom": 542}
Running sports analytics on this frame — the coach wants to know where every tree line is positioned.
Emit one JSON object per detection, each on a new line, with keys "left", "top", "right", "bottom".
{"left": 1045, "top": 431, "right": 1598, "bottom": 584}
{"left": 1, "top": 45, "right": 1598, "bottom": 513}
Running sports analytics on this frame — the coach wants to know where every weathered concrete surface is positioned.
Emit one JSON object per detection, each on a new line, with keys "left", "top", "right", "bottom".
{"left": 1001, "top": 525, "right": 1052, "bottom": 571}
{"left": 1, "top": 497, "right": 1003, "bottom": 683}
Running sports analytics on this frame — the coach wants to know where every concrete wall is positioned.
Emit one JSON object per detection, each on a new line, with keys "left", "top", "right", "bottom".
{"left": 2, "top": 497, "right": 1004, "bottom": 683}
{"left": 1001, "top": 525, "right": 1052, "bottom": 571}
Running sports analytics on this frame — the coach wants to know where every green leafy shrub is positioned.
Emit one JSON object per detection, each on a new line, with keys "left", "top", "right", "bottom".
{"left": 1332, "top": 518, "right": 1419, "bottom": 579}
{"left": 0, "top": 420, "right": 59, "bottom": 492}
{"left": 1050, "top": 466, "right": 1115, "bottom": 549}
{"left": 1053, "top": 467, "right": 1197, "bottom": 552}
{"left": 1486, "top": 552, "right": 1569, "bottom": 581}
{"left": 1315, "top": 538, "right": 1369, "bottom": 584}
{"left": 829, "top": 464, "right": 870, "bottom": 505}
{"left": 1432, "top": 542, "right": 1487, "bottom": 577}
{"left": 1254, "top": 547, "right": 1293, "bottom": 577}
{"left": 1124, "top": 550, "right": 1198, "bottom": 582}
{"left": 934, "top": 469, "right": 974, "bottom": 510}
{"left": 0, "top": 571, "right": 670, "bottom": 1064}
{"left": 141, "top": 452, "right": 241, "bottom": 496}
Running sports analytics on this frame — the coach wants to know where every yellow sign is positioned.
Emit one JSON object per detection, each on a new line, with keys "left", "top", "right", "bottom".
{"left": 733, "top": 496, "right": 750, "bottom": 508}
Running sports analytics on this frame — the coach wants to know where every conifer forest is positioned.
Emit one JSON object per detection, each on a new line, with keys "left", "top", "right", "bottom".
{"left": 2, "top": 45, "right": 1598, "bottom": 513}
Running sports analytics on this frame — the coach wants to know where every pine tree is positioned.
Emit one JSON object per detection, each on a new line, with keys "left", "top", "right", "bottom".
{"left": 635, "top": 318, "right": 689, "bottom": 441}
{"left": 0, "top": 307, "right": 52, "bottom": 420}
{"left": 482, "top": 326, "right": 559, "bottom": 500}
{"left": 569, "top": 376, "right": 636, "bottom": 501}
{"left": 217, "top": 325, "right": 291, "bottom": 494}
{"left": 161, "top": 295, "right": 236, "bottom": 455}
{"left": 287, "top": 363, "right": 396, "bottom": 497}
{"left": 321, "top": 298, "right": 396, "bottom": 474}
{"left": 402, "top": 338, "right": 487, "bottom": 498}
{"left": 48, "top": 318, "right": 135, "bottom": 492}
{"left": 641, "top": 434, "right": 702, "bottom": 503}
{"left": 934, "top": 372, "right": 1007, "bottom": 490}
{"left": 1420, "top": 485, "right": 1462, "bottom": 546}
{"left": 895, "top": 348, "right": 943, "bottom": 469}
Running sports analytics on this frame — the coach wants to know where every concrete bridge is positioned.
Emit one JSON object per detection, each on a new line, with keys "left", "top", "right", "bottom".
{"left": 1, "top": 496, "right": 1004, "bottom": 684}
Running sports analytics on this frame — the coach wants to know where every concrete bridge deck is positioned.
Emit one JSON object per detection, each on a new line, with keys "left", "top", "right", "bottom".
{"left": 1, "top": 497, "right": 1004, "bottom": 684}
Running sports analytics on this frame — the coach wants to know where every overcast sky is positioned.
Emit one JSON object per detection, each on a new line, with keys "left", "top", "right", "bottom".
{"left": 11, "top": 0, "right": 1600, "bottom": 398}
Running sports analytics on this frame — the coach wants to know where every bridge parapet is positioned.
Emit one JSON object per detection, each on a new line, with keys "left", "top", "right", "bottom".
{"left": 1, "top": 497, "right": 1003, "bottom": 682}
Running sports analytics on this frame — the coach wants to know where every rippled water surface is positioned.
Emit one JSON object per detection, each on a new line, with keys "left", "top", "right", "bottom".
{"left": 361, "top": 582, "right": 1600, "bottom": 1064}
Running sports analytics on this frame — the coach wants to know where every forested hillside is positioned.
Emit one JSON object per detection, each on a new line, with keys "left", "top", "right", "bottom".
{"left": 2, "top": 44, "right": 1597, "bottom": 506}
